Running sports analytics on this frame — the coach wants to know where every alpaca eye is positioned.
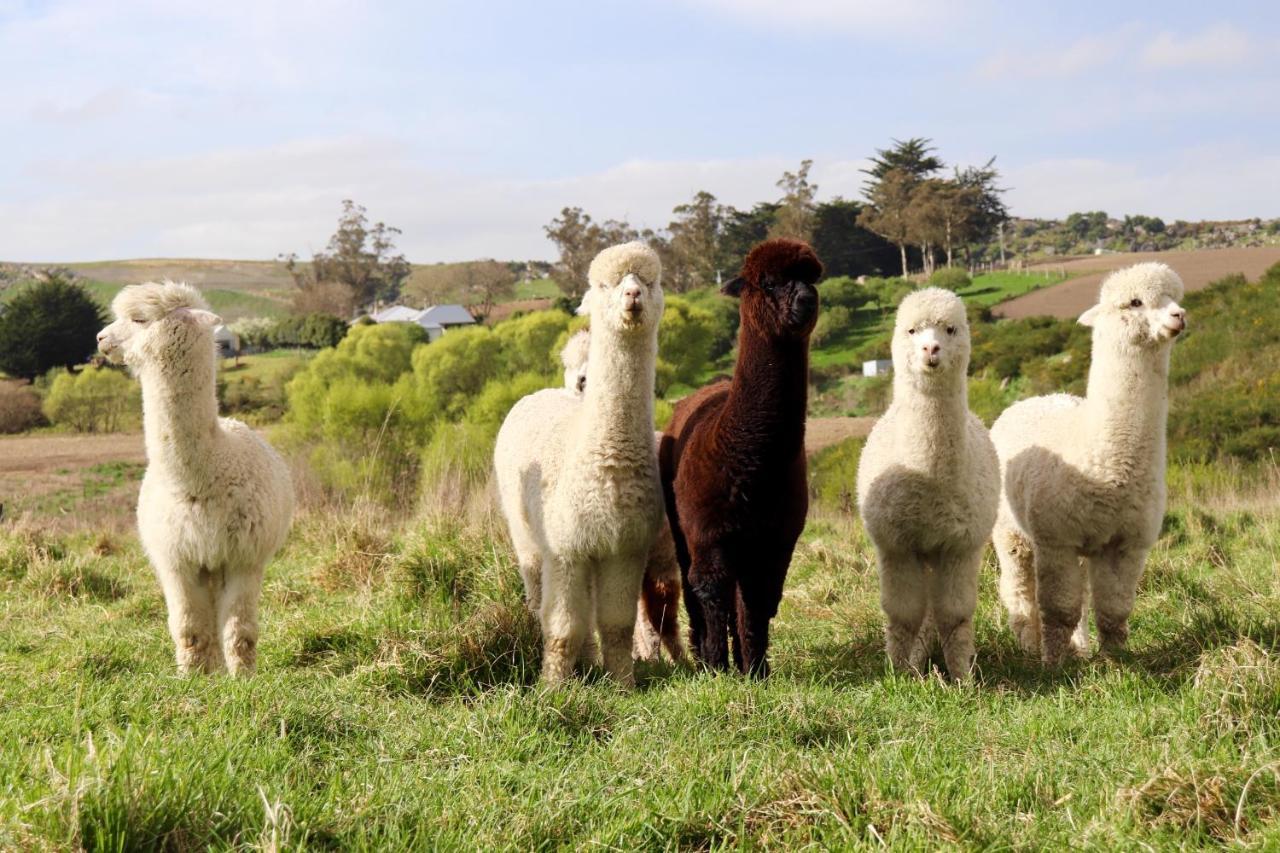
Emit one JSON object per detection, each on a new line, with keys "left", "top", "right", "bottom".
{"left": 907, "top": 328, "right": 916, "bottom": 335}
{"left": 946, "top": 326, "right": 956, "bottom": 336}
{"left": 1128, "top": 298, "right": 1143, "bottom": 308}
{"left": 132, "top": 318, "right": 146, "bottom": 324}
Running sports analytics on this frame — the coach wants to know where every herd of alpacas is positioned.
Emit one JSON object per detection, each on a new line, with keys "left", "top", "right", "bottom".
{"left": 97, "top": 237, "right": 1189, "bottom": 685}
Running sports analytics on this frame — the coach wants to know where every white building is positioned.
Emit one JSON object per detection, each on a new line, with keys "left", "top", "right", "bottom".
{"left": 862, "top": 359, "right": 893, "bottom": 377}
{"left": 359, "top": 304, "right": 477, "bottom": 342}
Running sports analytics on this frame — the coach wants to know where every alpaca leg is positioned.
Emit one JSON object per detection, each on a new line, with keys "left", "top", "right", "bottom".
{"left": 506, "top": 514, "right": 543, "bottom": 617}
{"left": 632, "top": 597, "right": 660, "bottom": 663}
{"left": 646, "top": 575, "right": 685, "bottom": 662}
{"left": 929, "top": 548, "right": 982, "bottom": 681}
{"left": 1035, "top": 545, "right": 1087, "bottom": 667}
{"left": 596, "top": 555, "right": 644, "bottom": 687}
{"left": 218, "top": 566, "right": 264, "bottom": 676}
{"left": 878, "top": 549, "right": 928, "bottom": 674}
{"left": 687, "top": 547, "right": 733, "bottom": 670}
{"left": 580, "top": 570, "right": 601, "bottom": 668}
{"left": 157, "top": 564, "right": 222, "bottom": 675}
{"left": 539, "top": 556, "right": 589, "bottom": 685}
{"left": 1089, "top": 546, "right": 1147, "bottom": 654}
{"left": 994, "top": 522, "right": 1039, "bottom": 655}
{"left": 735, "top": 581, "right": 779, "bottom": 679}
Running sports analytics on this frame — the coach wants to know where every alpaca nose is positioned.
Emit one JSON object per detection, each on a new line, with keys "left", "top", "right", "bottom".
{"left": 923, "top": 343, "right": 941, "bottom": 356}
{"left": 1169, "top": 308, "right": 1186, "bottom": 328}
{"left": 96, "top": 331, "right": 106, "bottom": 343}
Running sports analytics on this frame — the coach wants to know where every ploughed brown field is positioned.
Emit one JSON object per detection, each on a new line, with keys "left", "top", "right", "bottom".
{"left": 994, "top": 246, "right": 1280, "bottom": 319}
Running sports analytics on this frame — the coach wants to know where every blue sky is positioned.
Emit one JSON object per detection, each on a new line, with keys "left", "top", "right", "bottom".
{"left": 1, "top": 0, "right": 1277, "bottom": 262}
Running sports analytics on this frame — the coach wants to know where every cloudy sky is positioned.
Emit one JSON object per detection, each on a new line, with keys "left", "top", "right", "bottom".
{"left": 2, "top": 0, "right": 1278, "bottom": 262}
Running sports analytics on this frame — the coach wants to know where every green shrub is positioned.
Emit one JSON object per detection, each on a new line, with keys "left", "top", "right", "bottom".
{"left": 656, "top": 296, "right": 717, "bottom": 395}
{"left": 42, "top": 367, "right": 139, "bottom": 433}
{"left": 0, "top": 277, "right": 104, "bottom": 379}
{"left": 808, "top": 437, "right": 865, "bottom": 513}
{"left": 928, "top": 267, "right": 972, "bottom": 291}
{"left": 811, "top": 305, "right": 853, "bottom": 348}
{"left": 493, "top": 311, "right": 572, "bottom": 375}
{"left": 818, "top": 277, "right": 872, "bottom": 311}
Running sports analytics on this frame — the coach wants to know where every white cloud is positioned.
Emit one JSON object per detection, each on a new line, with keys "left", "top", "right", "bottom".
{"left": 0, "top": 138, "right": 871, "bottom": 262}
{"left": 977, "top": 26, "right": 1138, "bottom": 79}
{"left": 1140, "top": 22, "right": 1257, "bottom": 70}
{"left": 677, "top": 0, "right": 968, "bottom": 34}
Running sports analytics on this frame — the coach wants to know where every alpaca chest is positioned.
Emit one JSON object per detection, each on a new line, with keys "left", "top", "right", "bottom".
{"left": 552, "top": 462, "right": 663, "bottom": 556}
{"left": 137, "top": 475, "right": 270, "bottom": 572}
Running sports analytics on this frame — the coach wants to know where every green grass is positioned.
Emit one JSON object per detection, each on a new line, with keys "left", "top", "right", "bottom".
{"left": 1, "top": 278, "right": 290, "bottom": 322}
{"left": 221, "top": 349, "right": 315, "bottom": 381}
{"left": 2, "top": 479, "right": 1278, "bottom": 848}
{"left": 958, "top": 269, "right": 1072, "bottom": 307}
{"left": 514, "top": 278, "right": 560, "bottom": 300}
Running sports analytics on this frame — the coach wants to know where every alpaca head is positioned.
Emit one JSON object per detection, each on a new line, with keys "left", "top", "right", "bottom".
{"left": 97, "top": 281, "right": 221, "bottom": 368}
{"left": 722, "top": 239, "right": 823, "bottom": 340}
{"left": 1079, "top": 262, "right": 1187, "bottom": 349}
{"left": 561, "top": 328, "right": 590, "bottom": 394}
{"left": 892, "top": 287, "right": 970, "bottom": 381}
{"left": 578, "top": 241, "right": 664, "bottom": 336}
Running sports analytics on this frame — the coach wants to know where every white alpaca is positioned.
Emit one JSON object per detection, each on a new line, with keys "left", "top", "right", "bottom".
{"left": 494, "top": 243, "right": 665, "bottom": 685}
{"left": 991, "top": 263, "right": 1187, "bottom": 665}
{"left": 97, "top": 282, "right": 294, "bottom": 675}
{"left": 856, "top": 288, "right": 999, "bottom": 679}
{"left": 559, "top": 331, "right": 685, "bottom": 664}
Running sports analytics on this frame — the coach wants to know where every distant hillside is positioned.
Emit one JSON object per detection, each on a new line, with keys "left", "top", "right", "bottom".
{"left": 997, "top": 215, "right": 1280, "bottom": 260}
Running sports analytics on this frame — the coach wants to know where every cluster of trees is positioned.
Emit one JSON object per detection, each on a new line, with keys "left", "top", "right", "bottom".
{"left": 281, "top": 200, "right": 412, "bottom": 318}
{"left": 858, "top": 139, "right": 1009, "bottom": 276}
{"left": 544, "top": 141, "right": 1008, "bottom": 296}
{"left": 404, "top": 260, "right": 520, "bottom": 320}
{"left": 230, "top": 313, "right": 349, "bottom": 352}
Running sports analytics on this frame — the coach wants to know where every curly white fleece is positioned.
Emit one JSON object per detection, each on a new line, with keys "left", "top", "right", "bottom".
{"left": 99, "top": 281, "right": 294, "bottom": 676}
{"left": 856, "top": 287, "right": 999, "bottom": 679}
{"left": 990, "top": 263, "right": 1187, "bottom": 665}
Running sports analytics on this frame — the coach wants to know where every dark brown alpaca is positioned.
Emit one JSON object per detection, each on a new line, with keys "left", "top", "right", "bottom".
{"left": 660, "top": 239, "right": 822, "bottom": 676}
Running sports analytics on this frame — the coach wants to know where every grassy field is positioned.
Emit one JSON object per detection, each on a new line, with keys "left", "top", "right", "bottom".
{"left": 1, "top": 277, "right": 291, "bottom": 323}
{"left": 514, "top": 277, "right": 561, "bottom": 300}
{"left": 1, "top": 455, "right": 1277, "bottom": 847}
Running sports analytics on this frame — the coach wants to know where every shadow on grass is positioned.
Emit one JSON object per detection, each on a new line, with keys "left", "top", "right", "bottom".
{"left": 797, "top": 608, "right": 1280, "bottom": 697}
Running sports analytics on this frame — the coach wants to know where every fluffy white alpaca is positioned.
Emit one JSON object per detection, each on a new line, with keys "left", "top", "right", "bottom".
{"left": 856, "top": 288, "right": 999, "bottom": 679}
{"left": 494, "top": 243, "right": 665, "bottom": 686}
{"left": 559, "top": 331, "right": 685, "bottom": 664}
{"left": 991, "top": 263, "right": 1187, "bottom": 665}
{"left": 97, "top": 282, "right": 294, "bottom": 675}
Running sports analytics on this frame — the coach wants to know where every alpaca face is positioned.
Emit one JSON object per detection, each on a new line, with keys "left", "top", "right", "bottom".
{"left": 584, "top": 271, "right": 664, "bottom": 335}
{"left": 1079, "top": 263, "right": 1188, "bottom": 349}
{"left": 893, "top": 288, "right": 970, "bottom": 378}
{"left": 97, "top": 282, "right": 221, "bottom": 367}
{"left": 724, "top": 239, "right": 823, "bottom": 341}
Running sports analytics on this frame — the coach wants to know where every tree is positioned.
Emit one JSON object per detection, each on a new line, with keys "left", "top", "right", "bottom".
{"left": 811, "top": 198, "right": 901, "bottom": 279}
{"left": 454, "top": 259, "right": 517, "bottom": 321}
{"left": 544, "top": 208, "right": 638, "bottom": 298}
{"left": 953, "top": 158, "right": 1009, "bottom": 260}
{"left": 281, "top": 200, "right": 411, "bottom": 318}
{"left": 0, "top": 275, "right": 104, "bottom": 380}
{"left": 769, "top": 159, "right": 818, "bottom": 243}
{"left": 910, "top": 179, "right": 981, "bottom": 271}
{"left": 721, "top": 202, "right": 779, "bottom": 273}
{"left": 862, "top": 137, "right": 945, "bottom": 191}
{"left": 859, "top": 169, "right": 918, "bottom": 277}
{"left": 668, "top": 191, "right": 728, "bottom": 291}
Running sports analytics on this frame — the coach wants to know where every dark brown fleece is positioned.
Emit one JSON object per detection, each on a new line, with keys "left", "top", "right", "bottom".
{"left": 660, "top": 239, "right": 822, "bottom": 676}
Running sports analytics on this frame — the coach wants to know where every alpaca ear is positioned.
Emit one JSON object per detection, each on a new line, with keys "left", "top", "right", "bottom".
{"left": 171, "top": 307, "right": 222, "bottom": 327}
{"left": 576, "top": 289, "right": 595, "bottom": 316}
{"left": 1077, "top": 304, "right": 1101, "bottom": 327}
{"left": 721, "top": 276, "right": 745, "bottom": 298}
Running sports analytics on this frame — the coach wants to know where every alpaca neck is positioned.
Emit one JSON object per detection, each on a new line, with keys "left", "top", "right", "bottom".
{"left": 581, "top": 326, "right": 656, "bottom": 445}
{"left": 138, "top": 349, "right": 220, "bottom": 487}
{"left": 892, "top": 370, "right": 969, "bottom": 465}
{"left": 722, "top": 322, "right": 809, "bottom": 457}
{"left": 1083, "top": 339, "right": 1170, "bottom": 471}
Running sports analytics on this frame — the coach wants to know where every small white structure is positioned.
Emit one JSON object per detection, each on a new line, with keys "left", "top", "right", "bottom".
{"left": 360, "top": 303, "right": 477, "bottom": 342}
{"left": 863, "top": 359, "right": 893, "bottom": 377}
{"left": 213, "top": 324, "right": 239, "bottom": 357}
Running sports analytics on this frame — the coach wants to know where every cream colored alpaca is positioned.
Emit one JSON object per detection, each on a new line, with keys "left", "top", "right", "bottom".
{"left": 991, "top": 263, "right": 1187, "bottom": 665}
{"left": 494, "top": 243, "right": 665, "bottom": 686}
{"left": 97, "top": 282, "right": 294, "bottom": 675}
{"left": 560, "top": 332, "right": 685, "bottom": 663}
{"left": 856, "top": 288, "right": 998, "bottom": 679}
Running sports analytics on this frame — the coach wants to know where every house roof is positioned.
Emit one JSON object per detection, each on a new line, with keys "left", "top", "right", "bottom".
{"left": 370, "top": 305, "right": 423, "bottom": 323}
{"left": 419, "top": 304, "right": 476, "bottom": 326}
